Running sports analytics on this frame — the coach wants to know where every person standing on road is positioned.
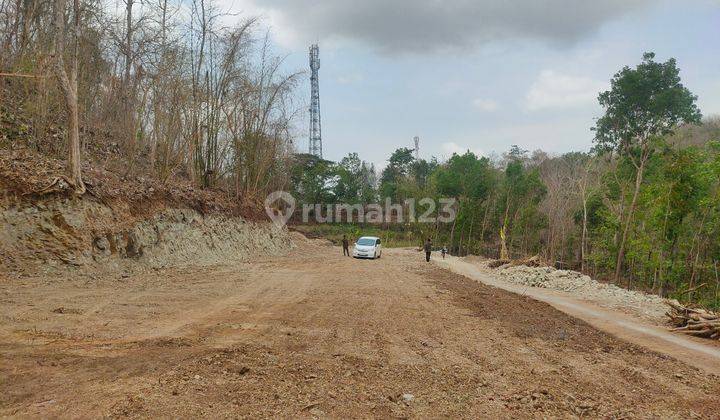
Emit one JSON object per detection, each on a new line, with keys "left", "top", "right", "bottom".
{"left": 342, "top": 235, "right": 350, "bottom": 257}
{"left": 441, "top": 245, "right": 447, "bottom": 259}
{"left": 424, "top": 238, "right": 432, "bottom": 262}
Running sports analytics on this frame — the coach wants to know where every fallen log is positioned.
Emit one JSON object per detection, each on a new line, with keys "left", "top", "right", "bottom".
{"left": 665, "top": 300, "right": 720, "bottom": 340}
{"left": 509, "top": 255, "right": 544, "bottom": 267}
{"left": 488, "top": 259, "right": 510, "bottom": 268}
{"left": 488, "top": 255, "right": 545, "bottom": 269}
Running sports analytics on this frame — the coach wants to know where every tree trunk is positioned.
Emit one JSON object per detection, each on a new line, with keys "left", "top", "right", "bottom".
{"left": 124, "top": 0, "right": 136, "bottom": 154}
{"left": 124, "top": 0, "right": 132, "bottom": 82}
{"left": 52, "top": 0, "right": 84, "bottom": 194}
{"left": 614, "top": 153, "right": 647, "bottom": 284}
{"left": 458, "top": 226, "right": 465, "bottom": 256}
{"left": 656, "top": 190, "right": 672, "bottom": 293}
{"left": 448, "top": 207, "right": 458, "bottom": 255}
{"left": 580, "top": 195, "right": 588, "bottom": 272}
{"left": 500, "top": 193, "right": 511, "bottom": 260}
{"left": 714, "top": 260, "right": 719, "bottom": 308}
{"left": 479, "top": 197, "right": 492, "bottom": 255}
{"left": 687, "top": 210, "right": 709, "bottom": 302}
{"left": 466, "top": 209, "right": 476, "bottom": 255}
{"left": 67, "top": 88, "right": 82, "bottom": 185}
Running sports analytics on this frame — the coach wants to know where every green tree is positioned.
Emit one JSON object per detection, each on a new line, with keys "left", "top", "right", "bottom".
{"left": 410, "top": 157, "right": 438, "bottom": 189}
{"left": 379, "top": 147, "right": 415, "bottom": 200}
{"left": 334, "top": 152, "right": 377, "bottom": 204}
{"left": 434, "top": 151, "right": 495, "bottom": 253}
{"left": 334, "top": 153, "right": 362, "bottom": 203}
{"left": 593, "top": 52, "right": 701, "bottom": 283}
{"left": 290, "top": 153, "right": 335, "bottom": 206}
{"left": 492, "top": 146, "right": 547, "bottom": 259}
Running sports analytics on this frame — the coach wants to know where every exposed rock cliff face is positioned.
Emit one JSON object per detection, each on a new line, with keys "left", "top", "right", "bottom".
{"left": 1, "top": 196, "right": 292, "bottom": 276}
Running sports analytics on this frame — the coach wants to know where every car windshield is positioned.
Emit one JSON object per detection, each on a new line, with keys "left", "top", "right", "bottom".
{"left": 356, "top": 238, "right": 376, "bottom": 246}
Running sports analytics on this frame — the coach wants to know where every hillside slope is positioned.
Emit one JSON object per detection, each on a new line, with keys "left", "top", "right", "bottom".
{"left": 1, "top": 146, "right": 290, "bottom": 276}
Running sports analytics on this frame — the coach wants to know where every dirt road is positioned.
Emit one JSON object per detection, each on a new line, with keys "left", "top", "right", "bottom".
{"left": 2, "top": 243, "right": 719, "bottom": 418}
{"left": 437, "top": 256, "right": 720, "bottom": 376}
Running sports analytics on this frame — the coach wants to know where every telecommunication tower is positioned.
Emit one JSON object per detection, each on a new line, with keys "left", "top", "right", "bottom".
{"left": 308, "top": 44, "right": 322, "bottom": 158}
{"left": 413, "top": 136, "right": 420, "bottom": 160}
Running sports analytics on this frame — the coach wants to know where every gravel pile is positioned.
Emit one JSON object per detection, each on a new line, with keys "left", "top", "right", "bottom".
{"left": 492, "top": 264, "right": 667, "bottom": 322}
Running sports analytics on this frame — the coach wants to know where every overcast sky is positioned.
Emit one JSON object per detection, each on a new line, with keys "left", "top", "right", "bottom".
{"left": 226, "top": 0, "right": 720, "bottom": 167}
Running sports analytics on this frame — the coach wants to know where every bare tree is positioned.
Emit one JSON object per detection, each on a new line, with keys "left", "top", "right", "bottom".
{"left": 51, "top": 0, "right": 84, "bottom": 193}
{"left": 4, "top": 0, "right": 301, "bottom": 201}
{"left": 539, "top": 156, "right": 573, "bottom": 265}
{"left": 574, "top": 156, "right": 598, "bottom": 273}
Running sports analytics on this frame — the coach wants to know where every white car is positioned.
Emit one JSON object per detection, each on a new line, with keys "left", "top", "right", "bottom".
{"left": 353, "top": 236, "right": 382, "bottom": 259}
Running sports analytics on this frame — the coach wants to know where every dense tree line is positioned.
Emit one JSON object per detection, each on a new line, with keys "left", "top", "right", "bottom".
{"left": 290, "top": 54, "right": 720, "bottom": 307}
{"left": 1, "top": 0, "right": 299, "bottom": 200}
{"left": 3, "top": 9, "right": 719, "bottom": 308}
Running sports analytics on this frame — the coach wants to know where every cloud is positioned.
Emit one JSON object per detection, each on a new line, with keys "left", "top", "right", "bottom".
{"left": 472, "top": 98, "right": 499, "bottom": 112}
{"left": 524, "top": 70, "right": 607, "bottom": 111}
{"left": 441, "top": 142, "right": 484, "bottom": 157}
{"left": 230, "top": 0, "right": 650, "bottom": 53}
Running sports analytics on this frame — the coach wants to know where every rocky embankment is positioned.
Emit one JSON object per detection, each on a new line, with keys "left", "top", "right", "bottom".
{"left": 473, "top": 259, "right": 667, "bottom": 323}
{"left": 1, "top": 196, "right": 292, "bottom": 276}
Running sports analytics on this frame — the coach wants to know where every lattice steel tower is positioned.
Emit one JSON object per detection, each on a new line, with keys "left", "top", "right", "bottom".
{"left": 308, "top": 44, "right": 322, "bottom": 158}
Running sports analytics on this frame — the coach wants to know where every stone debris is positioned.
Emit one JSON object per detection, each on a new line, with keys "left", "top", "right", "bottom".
{"left": 487, "top": 263, "right": 667, "bottom": 322}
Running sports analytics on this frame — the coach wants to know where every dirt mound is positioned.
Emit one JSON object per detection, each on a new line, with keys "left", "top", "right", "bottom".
{"left": 288, "top": 230, "right": 332, "bottom": 247}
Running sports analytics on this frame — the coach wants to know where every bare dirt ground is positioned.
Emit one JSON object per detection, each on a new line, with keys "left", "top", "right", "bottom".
{"left": 2, "top": 242, "right": 720, "bottom": 418}
{"left": 438, "top": 256, "right": 720, "bottom": 376}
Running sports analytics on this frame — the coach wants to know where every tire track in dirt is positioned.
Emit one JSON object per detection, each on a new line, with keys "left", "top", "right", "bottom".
{"left": 437, "top": 254, "right": 720, "bottom": 375}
